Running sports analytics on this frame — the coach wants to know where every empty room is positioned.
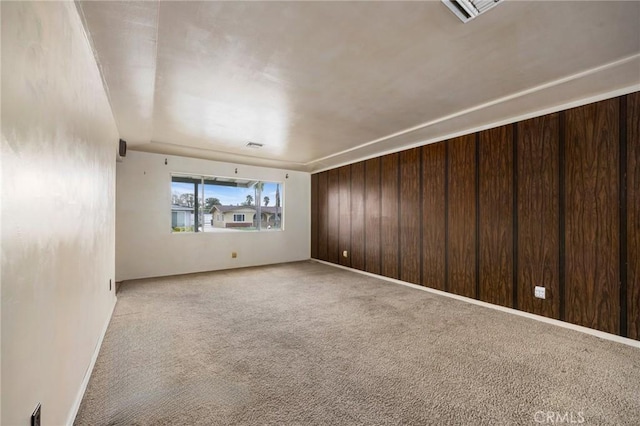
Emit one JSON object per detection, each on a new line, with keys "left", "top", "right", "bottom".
{"left": 2, "top": 0, "right": 640, "bottom": 425}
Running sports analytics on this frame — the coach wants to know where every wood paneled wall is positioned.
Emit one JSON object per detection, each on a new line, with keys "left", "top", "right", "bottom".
{"left": 310, "top": 92, "right": 639, "bottom": 340}
{"left": 447, "top": 135, "right": 477, "bottom": 299}
{"left": 421, "top": 142, "right": 446, "bottom": 290}
{"left": 381, "top": 154, "right": 400, "bottom": 280}
{"left": 364, "top": 158, "right": 381, "bottom": 275}
{"left": 479, "top": 126, "right": 514, "bottom": 307}
{"left": 565, "top": 99, "right": 620, "bottom": 334}
{"left": 628, "top": 92, "right": 640, "bottom": 340}
{"left": 517, "top": 114, "right": 560, "bottom": 319}
{"left": 350, "top": 162, "right": 365, "bottom": 271}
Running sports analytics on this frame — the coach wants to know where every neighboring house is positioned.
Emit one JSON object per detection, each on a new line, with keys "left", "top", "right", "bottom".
{"left": 260, "top": 206, "right": 283, "bottom": 228}
{"left": 210, "top": 205, "right": 282, "bottom": 228}
{"left": 171, "top": 204, "right": 194, "bottom": 228}
{"left": 211, "top": 205, "right": 256, "bottom": 228}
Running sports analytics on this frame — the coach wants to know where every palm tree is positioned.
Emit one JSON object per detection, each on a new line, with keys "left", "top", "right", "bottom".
{"left": 245, "top": 194, "right": 253, "bottom": 206}
{"left": 275, "top": 184, "right": 280, "bottom": 228}
{"left": 263, "top": 196, "right": 270, "bottom": 206}
{"left": 253, "top": 182, "right": 264, "bottom": 229}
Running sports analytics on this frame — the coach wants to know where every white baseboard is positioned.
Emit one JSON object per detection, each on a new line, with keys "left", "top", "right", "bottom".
{"left": 66, "top": 296, "right": 117, "bottom": 425}
{"left": 313, "top": 259, "right": 640, "bottom": 349}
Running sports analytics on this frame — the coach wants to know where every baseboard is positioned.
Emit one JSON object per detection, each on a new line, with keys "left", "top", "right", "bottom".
{"left": 313, "top": 259, "right": 640, "bottom": 349}
{"left": 66, "top": 296, "right": 117, "bottom": 425}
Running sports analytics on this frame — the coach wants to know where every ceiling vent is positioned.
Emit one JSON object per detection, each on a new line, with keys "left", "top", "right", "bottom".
{"left": 441, "top": 0, "right": 503, "bottom": 23}
{"left": 246, "top": 142, "right": 264, "bottom": 149}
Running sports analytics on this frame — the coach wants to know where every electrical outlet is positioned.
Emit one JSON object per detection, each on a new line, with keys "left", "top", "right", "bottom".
{"left": 31, "top": 403, "right": 41, "bottom": 426}
{"left": 342, "top": 250, "right": 348, "bottom": 258}
{"left": 534, "top": 286, "right": 546, "bottom": 299}
{"left": 231, "top": 252, "right": 237, "bottom": 258}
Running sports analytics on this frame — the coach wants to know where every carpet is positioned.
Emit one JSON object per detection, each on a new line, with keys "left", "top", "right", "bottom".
{"left": 75, "top": 261, "right": 640, "bottom": 425}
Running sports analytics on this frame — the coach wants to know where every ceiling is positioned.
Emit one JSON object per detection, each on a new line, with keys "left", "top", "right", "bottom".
{"left": 77, "top": 1, "right": 640, "bottom": 172}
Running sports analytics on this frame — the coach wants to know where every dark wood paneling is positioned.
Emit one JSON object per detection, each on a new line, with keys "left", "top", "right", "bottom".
{"left": 381, "top": 153, "right": 400, "bottom": 279}
{"left": 317, "top": 172, "right": 328, "bottom": 261}
{"left": 327, "top": 168, "right": 340, "bottom": 264}
{"left": 478, "top": 126, "right": 514, "bottom": 307}
{"left": 309, "top": 92, "right": 636, "bottom": 340}
{"left": 565, "top": 99, "right": 620, "bottom": 334}
{"left": 400, "top": 148, "right": 421, "bottom": 284}
{"left": 365, "top": 158, "right": 381, "bottom": 275}
{"left": 447, "top": 134, "right": 477, "bottom": 298}
{"left": 338, "top": 166, "right": 351, "bottom": 267}
{"left": 517, "top": 114, "right": 560, "bottom": 318}
{"left": 351, "top": 162, "right": 366, "bottom": 271}
{"left": 628, "top": 92, "right": 640, "bottom": 340}
{"left": 422, "top": 142, "right": 446, "bottom": 290}
{"left": 311, "top": 174, "right": 319, "bottom": 259}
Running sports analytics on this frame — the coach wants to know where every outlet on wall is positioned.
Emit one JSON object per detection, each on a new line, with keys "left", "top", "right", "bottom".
{"left": 534, "top": 286, "right": 546, "bottom": 299}
{"left": 342, "top": 250, "right": 348, "bottom": 258}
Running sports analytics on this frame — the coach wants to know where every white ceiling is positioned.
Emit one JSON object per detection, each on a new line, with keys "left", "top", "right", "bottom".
{"left": 77, "top": 1, "right": 640, "bottom": 172}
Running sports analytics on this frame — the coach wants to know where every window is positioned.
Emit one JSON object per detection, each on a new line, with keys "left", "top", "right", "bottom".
{"left": 171, "top": 174, "right": 284, "bottom": 233}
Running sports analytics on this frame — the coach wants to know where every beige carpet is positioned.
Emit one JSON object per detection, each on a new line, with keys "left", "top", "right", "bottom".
{"left": 75, "top": 261, "right": 640, "bottom": 425}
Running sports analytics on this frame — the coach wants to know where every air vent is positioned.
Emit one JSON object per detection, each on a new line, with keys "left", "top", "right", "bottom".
{"left": 441, "top": 0, "right": 502, "bottom": 23}
{"left": 246, "top": 142, "right": 263, "bottom": 148}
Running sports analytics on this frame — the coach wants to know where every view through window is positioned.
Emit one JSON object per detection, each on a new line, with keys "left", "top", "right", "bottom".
{"left": 171, "top": 174, "right": 283, "bottom": 233}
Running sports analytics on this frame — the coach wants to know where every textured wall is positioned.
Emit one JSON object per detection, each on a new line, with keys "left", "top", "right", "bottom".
{"left": 1, "top": 2, "right": 118, "bottom": 424}
{"left": 311, "top": 93, "right": 639, "bottom": 340}
{"left": 115, "top": 151, "right": 310, "bottom": 281}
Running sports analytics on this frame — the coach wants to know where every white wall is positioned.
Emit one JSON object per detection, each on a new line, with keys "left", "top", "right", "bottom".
{"left": 1, "top": 3, "right": 118, "bottom": 425}
{"left": 116, "top": 151, "right": 310, "bottom": 281}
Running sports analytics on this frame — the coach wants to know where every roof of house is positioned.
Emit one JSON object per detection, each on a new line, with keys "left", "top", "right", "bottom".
{"left": 171, "top": 204, "right": 194, "bottom": 212}
{"left": 211, "top": 205, "right": 282, "bottom": 214}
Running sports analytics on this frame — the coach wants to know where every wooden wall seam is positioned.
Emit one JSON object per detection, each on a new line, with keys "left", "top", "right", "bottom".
{"left": 444, "top": 142, "right": 450, "bottom": 293}
{"left": 420, "top": 147, "right": 424, "bottom": 286}
{"left": 559, "top": 111, "right": 566, "bottom": 322}
{"left": 628, "top": 91, "right": 640, "bottom": 340}
{"left": 475, "top": 132, "right": 480, "bottom": 300}
{"left": 620, "top": 95, "right": 628, "bottom": 337}
{"left": 311, "top": 173, "right": 318, "bottom": 259}
{"left": 512, "top": 123, "right": 519, "bottom": 310}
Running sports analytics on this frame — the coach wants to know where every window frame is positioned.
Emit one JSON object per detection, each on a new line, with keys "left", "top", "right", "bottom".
{"left": 170, "top": 172, "right": 284, "bottom": 234}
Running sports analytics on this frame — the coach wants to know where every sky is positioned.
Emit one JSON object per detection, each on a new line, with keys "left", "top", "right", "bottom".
{"left": 172, "top": 180, "right": 281, "bottom": 207}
